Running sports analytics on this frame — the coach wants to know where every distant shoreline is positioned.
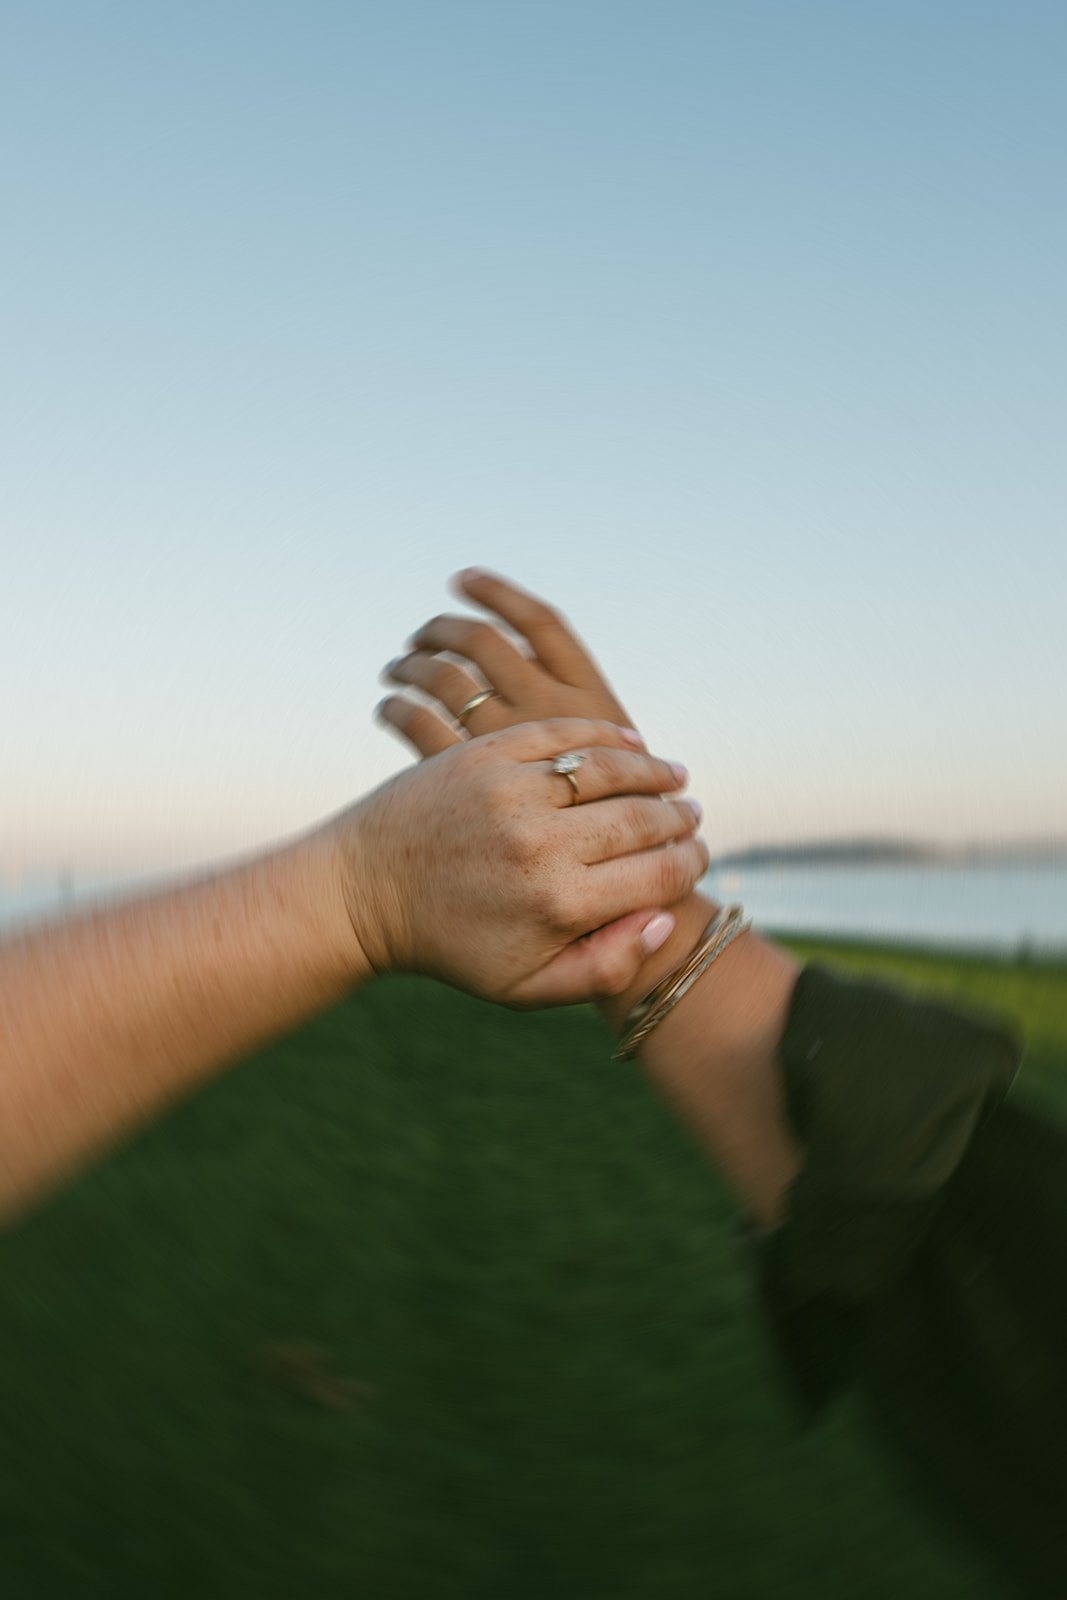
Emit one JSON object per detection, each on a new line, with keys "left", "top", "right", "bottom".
{"left": 710, "top": 838, "right": 1067, "bottom": 870}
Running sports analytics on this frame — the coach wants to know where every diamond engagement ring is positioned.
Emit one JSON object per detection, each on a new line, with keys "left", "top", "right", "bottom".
{"left": 551, "top": 751, "right": 585, "bottom": 803}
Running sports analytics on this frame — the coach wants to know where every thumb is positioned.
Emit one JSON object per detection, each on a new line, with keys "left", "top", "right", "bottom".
{"left": 516, "top": 910, "right": 675, "bottom": 1008}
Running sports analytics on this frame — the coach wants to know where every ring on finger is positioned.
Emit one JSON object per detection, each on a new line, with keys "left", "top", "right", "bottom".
{"left": 455, "top": 688, "right": 500, "bottom": 725}
{"left": 551, "top": 751, "right": 585, "bottom": 804}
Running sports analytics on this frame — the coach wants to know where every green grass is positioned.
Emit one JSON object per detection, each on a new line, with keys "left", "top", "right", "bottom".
{"left": 1, "top": 940, "right": 1063, "bottom": 1599}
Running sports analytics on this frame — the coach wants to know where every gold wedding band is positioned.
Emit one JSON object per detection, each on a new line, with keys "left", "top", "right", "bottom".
{"left": 551, "top": 751, "right": 585, "bottom": 804}
{"left": 455, "top": 688, "right": 500, "bottom": 724}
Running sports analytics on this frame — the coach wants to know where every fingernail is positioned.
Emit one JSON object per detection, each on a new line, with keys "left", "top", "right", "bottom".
{"left": 382, "top": 657, "right": 401, "bottom": 677}
{"left": 458, "top": 567, "right": 486, "bottom": 585}
{"left": 639, "top": 912, "right": 675, "bottom": 955}
{"left": 687, "top": 798, "right": 703, "bottom": 825}
{"left": 619, "top": 727, "right": 644, "bottom": 747}
{"left": 670, "top": 762, "right": 689, "bottom": 785}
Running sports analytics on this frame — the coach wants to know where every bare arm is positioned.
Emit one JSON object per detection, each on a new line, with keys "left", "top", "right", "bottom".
{"left": 597, "top": 890, "right": 802, "bottom": 1229}
{"left": 381, "top": 570, "right": 804, "bottom": 1228}
{"left": 0, "top": 827, "right": 359, "bottom": 1223}
{"left": 0, "top": 720, "right": 705, "bottom": 1223}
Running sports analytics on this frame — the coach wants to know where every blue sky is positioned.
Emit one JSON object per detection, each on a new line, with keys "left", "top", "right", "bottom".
{"left": 3, "top": 0, "right": 1065, "bottom": 880}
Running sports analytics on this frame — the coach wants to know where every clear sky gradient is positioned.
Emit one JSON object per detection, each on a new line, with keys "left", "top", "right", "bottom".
{"left": 3, "top": 1, "right": 1065, "bottom": 882}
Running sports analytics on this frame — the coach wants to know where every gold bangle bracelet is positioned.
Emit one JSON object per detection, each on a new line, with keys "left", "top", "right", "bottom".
{"left": 613, "top": 904, "right": 750, "bottom": 1062}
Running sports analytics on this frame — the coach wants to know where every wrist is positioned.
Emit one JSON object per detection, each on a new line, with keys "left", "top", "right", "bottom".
{"left": 600, "top": 891, "right": 800, "bottom": 1060}
{"left": 304, "top": 813, "right": 379, "bottom": 989}
{"left": 599, "top": 891, "right": 804, "bottom": 1227}
{"left": 598, "top": 891, "right": 719, "bottom": 1032}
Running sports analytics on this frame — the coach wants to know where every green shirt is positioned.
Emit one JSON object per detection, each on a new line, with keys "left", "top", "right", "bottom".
{"left": 758, "top": 964, "right": 1067, "bottom": 1596}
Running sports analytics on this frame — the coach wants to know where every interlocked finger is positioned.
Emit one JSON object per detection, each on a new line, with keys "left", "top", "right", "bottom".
{"left": 573, "top": 795, "right": 703, "bottom": 865}
{"left": 385, "top": 651, "right": 511, "bottom": 733}
{"left": 409, "top": 615, "right": 539, "bottom": 703}
{"left": 453, "top": 569, "right": 606, "bottom": 688}
{"left": 533, "top": 745, "right": 687, "bottom": 809}
{"left": 587, "top": 837, "right": 712, "bottom": 924}
{"left": 375, "top": 694, "right": 462, "bottom": 758}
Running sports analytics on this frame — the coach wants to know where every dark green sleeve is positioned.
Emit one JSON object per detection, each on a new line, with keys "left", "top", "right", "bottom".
{"left": 755, "top": 964, "right": 1067, "bottom": 1595}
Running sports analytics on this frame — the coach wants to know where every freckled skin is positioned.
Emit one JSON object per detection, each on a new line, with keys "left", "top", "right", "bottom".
{"left": 330, "top": 719, "right": 705, "bottom": 1008}
{"left": 381, "top": 572, "right": 803, "bottom": 1226}
{"left": 0, "top": 716, "right": 701, "bottom": 1219}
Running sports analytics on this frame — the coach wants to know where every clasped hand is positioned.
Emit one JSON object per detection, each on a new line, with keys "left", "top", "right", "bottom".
{"left": 329, "top": 716, "right": 706, "bottom": 1008}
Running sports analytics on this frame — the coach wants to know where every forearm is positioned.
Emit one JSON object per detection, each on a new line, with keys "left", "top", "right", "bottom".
{"left": 0, "top": 823, "right": 367, "bottom": 1222}
{"left": 598, "top": 892, "right": 803, "bottom": 1228}
{"left": 382, "top": 575, "right": 807, "bottom": 1221}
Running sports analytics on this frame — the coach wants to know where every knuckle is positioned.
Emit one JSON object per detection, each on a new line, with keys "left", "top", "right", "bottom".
{"left": 485, "top": 768, "right": 519, "bottom": 811}
{"left": 544, "top": 881, "right": 583, "bottom": 933}
{"left": 468, "top": 761, "right": 503, "bottom": 808}
{"left": 526, "top": 881, "right": 556, "bottom": 923}
{"left": 606, "top": 797, "right": 648, "bottom": 849}
{"left": 434, "top": 661, "right": 470, "bottom": 699}
{"left": 495, "top": 801, "right": 542, "bottom": 865}
{"left": 595, "top": 816, "right": 627, "bottom": 856}
{"left": 523, "top": 874, "right": 562, "bottom": 925}
{"left": 624, "top": 797, "right": 656, "bottom": 840}
{"left": 468, "top": 621, "right": 499, "bottom": 654}
{"left": 678, "top": 840, "right": 709, "bottom": 888}
{"left": 652, "top": 849, "right": 687, "bottom": 902}
{"left": 669, "top": 801, "right": 696, "bottom": 839}
{"left": 588, "top": 940, "right": 630, "bottom": 992}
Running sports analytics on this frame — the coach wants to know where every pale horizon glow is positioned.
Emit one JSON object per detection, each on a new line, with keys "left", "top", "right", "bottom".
{"left": 4, "top": 1, "right": 1065, "bottom": 884}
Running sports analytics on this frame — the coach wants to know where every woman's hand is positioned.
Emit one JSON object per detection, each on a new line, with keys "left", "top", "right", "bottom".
{"left": 379, "top": 569, "right": 635, "bottom": 753}
{"left": 0, "top": 716, "right": 700, "bottom": 1221}
{"left": 329, "top": 718, "right": 706, "bottom": 1008}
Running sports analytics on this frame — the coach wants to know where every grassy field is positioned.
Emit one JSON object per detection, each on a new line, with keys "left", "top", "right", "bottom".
{"left": 1, "top": 939, "right": 1063, "bottom": 1599}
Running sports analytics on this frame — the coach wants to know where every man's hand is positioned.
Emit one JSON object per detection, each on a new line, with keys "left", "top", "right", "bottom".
{"left": 379, "top": 569, "right": 635, "bottom": 754}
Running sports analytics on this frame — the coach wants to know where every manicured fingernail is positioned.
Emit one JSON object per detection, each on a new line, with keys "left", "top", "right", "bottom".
{"left": 670, "top": 762, "right": 689, "bottom": 785}
{"left": 619, "top": 727, "right": 644, "bottom": 747}
{"left": 639, "top": 912, "right": 675, "bottom": 955}
{"left": 687, "top": 798, "right": 703, "bottom": 825}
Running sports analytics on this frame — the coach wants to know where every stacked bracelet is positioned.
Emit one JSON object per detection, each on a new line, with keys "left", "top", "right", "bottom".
{"left": 613, "top": 903, "right": 751, "bottom": 1062}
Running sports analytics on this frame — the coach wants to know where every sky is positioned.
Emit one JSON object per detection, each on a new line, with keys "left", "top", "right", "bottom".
{"left": 3, "top": 0, "right": 1065, "bottom": 884}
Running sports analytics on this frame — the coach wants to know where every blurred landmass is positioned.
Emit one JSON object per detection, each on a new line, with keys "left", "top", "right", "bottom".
{"left": 712, "top": 837, "right": 1067, "bottom": 868}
